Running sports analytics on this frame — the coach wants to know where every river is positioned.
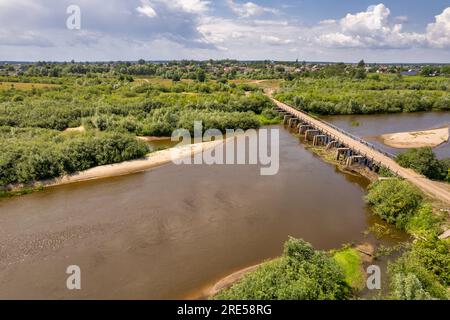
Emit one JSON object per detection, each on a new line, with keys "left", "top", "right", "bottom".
{"left": 0, "top": 125, "right": 403, "bottom": 299}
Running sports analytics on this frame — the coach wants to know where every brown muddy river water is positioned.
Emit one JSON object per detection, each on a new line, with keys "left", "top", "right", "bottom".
{"left": 0, "top": 125, "right": 403, "bottom": 299}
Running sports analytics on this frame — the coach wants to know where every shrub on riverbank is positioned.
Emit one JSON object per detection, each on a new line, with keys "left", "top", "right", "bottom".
{"left": 366, "top": 178, "right": 449, "bottom": 300}
{"left": 365, "top": 179, "right": 424, "bottom": 229}
{"left": 0, "top": 129, "right": 149, "bottom": 186}
{"left": 213, "top": 238, "right": 351, "bottom": 300}
{"left": 396, "top": 148, "right": 450, "bottom": 181}
{"left": 388, "top": 238, "right": 450, "bottom": 300}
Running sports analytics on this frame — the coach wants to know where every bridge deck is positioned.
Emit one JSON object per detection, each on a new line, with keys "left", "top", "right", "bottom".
{"left": 271, "top": 96, "right": 450, "bottom": 205}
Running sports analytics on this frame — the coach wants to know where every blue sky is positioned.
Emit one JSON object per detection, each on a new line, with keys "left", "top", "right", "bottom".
{"left": 0, "top": 0, "right": 449, "bottom": 62}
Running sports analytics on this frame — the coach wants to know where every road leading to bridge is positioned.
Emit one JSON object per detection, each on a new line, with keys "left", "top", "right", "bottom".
{"left": 269, "top": 95, "right": 450, "bottom": 205}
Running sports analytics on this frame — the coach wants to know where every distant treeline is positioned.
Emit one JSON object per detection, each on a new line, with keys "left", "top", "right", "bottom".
{"left": 4, "top": 60, "right": 449, "bottom": 81}
{"left": 275, "top": 75, "right": 449, "bottom": 115}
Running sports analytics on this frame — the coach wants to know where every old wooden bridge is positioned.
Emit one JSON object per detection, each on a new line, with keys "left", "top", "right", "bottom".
{"left": 270, "top": 96, "right": 450, "bottom": 205}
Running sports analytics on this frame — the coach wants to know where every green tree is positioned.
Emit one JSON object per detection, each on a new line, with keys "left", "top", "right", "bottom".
{"left": 396, "top": 148, "right": 446, "bottom": 180}
{"left": 197, "top": 69, "right": 206, "bottom": 82}
{"left": 365, "top": 179, "right": 423, "bottom": 229}
{"left": 389, "top": 240, "right": 449, "bottom": 300}
{"left": 213, "top": 238, "right": 350, "bottom": 300}
{"left": 353, "top": 68, "right": 367, "bottom": 80}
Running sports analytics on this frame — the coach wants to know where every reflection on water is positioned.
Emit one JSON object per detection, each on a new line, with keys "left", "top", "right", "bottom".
{"left": 0, "top": 125, "right": 406, "bottom": 299}
{"left": 322, "top": 112, "right": 450, "bottom": 158}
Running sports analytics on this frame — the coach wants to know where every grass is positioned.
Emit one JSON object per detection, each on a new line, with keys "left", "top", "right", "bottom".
{"left": 230, "top": 79, "right": 284, "bottom": 91}
{"left": 133, "top": 77, "right": 194, "bottom": 86}
{"left": 333, "top": 248, "right": 365, "bottom": 290}
{"left": 0, "top": 185, "right": 44, "bottom": 198}
{"left": 0, "top": 82, "right": 59, "bottom": 90}
{"left": 257, "top": 114, "right": 282, "bottom": 125}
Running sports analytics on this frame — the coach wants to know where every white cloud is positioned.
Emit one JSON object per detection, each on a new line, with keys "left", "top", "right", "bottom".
{"left": 317, "top": 32, "right": 361, "bottom": 48}
{"left": 340, "top": 3, "right": 391, "bottom": 35}
{"left": 426, "top": 7, "right": 450, "bottom": 48}
{"left": 316, "top": 3, "right": 426, "bottom": 49}
{"left": 164, "top": 0, "right": 210, "bottom": 14}
{"left": 319, "top": 19, "right": 337, "bottom": 25}
{"left": 136, "top": 0, "right": 157, "bottom": 18}
{"left": 0, "top": 29, "right": 52, "bottom": 47}
{"left": 260, "top": 35, "right": 293, "bottom": 45}
{"left": 0, "top": 1, "right": 448, "bottom": 61}
{"left": 226, "top": 0, "right": 277, "bottom": 18}
{"left": 394, "top": 16, "right": 409, "bottom": 23}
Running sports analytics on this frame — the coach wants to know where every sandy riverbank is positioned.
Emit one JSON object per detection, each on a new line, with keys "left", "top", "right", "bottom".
{"left": 45, "top": 139, "right": 227, "bottom": 188}
{"left": 136, "top": 136, "right": 171, "bottom": 142}
{"left": 1, "top": 139, "right": 227, "bottom": 192}
{"left": 381, "top": 127, "right": 449, "bottom": 149}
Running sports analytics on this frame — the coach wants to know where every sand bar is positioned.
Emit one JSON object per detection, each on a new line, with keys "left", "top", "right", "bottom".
{"left": 1, "top": 139, "right": 226, "bottom": 191}
{"left": 381, "top": 127, "right": 449, "bottom": 149}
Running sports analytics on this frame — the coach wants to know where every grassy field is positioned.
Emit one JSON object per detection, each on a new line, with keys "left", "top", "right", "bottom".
{"left": 230, "top": 79, "right": 284, "bottom": 91}
{"left": 0, "top": 82, "right": 59, "bottom": 90}
{"left": 333, "top": 248, "right": 365, "bottom": 290}
{"left": 133, "top": 77, "right": 194, "bottom": 86}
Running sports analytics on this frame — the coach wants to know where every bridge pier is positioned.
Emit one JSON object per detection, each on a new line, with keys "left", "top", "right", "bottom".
{"left": 346, "top": 155, "right": 365, "bottom": 167}
{"left": 299, "top": 125, "right": 313, "bottom": 135}
{"left": 288, "top": 117, "right": 299, "bottom": 128}
{"left": 283, "top": 115, "right": 293, "bottom": 125}
{"left": 312, "top": 135, "right": 329, "bottom": 146}
{"left": 336, "top": 148, "right": 351, "bottom": 160}
{"left": 326, "top": 140, "right": 339, "bottom": 150}
{"left": 305, "top": 129, "right": 320, "bottom": 141}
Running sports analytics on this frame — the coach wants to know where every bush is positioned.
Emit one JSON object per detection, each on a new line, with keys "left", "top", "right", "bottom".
{"left": 388, "top": 239, "right": 450, "bottom": 300}
{"left": 396, "top": 148, "right": 446, "bottom": 180}
{"left": 213, "top": 238, "right": 350, "bottom": 300}
{"left": 390, "top": 273, "right": 433, "bottom": 300}
{"left": 409, "top": 238, "right": 450, "bottom": 286}
{"left": 405, "top": 204, "right": 441, "bottom": 237}
{"left": 0, "top": 129, "right": 149, "bottom": 186}
{"left": 365, "top": 179, "right": 423, "bottom": 229}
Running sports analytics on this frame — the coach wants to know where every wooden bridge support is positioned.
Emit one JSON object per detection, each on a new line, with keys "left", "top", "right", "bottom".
{"left": 296, "top": 121, "right": 308, "bottom": 129}
{"left": 283, "top": 115, "right": 293, "bottom": 125}
{"left": 312, "top": 135, "right": 329, "bottom": 146}
{"left": 299, "top": 125, "right": 313, "bottom": 135}
{"left": 305, "top": 129, "right": 320, "bottom": 141}
{"left": 326, "top": 140, "right": 339, "bottom": 150}
{"left": 288, "top": 117, "right": 299, "bottom": 128}
{"left": 336, "top": 148, "right": 351, "bottom": 161}
{"left": 346, "top": 155, "right": 365, "bottom": 167}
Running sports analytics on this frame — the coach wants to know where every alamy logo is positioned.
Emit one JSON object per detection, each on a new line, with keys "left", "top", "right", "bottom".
{"left": 66, "top": 265, "right": 81, "bottom": 290}
{"left": 366, "top": 265, "right": 381, "bottom": 290}
{"left": 170, "top": 121, "right": 280, "bottom": 176}
{"left": 66, "top": 5, "right": 81, "bottom": 30}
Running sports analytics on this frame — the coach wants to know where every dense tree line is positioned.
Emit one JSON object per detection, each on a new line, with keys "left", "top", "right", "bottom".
{"left": 275, "top": 75, "right": 449, "bottom": 115}
{"left": 0, "top": 127, "right": 148, "bottom": 186}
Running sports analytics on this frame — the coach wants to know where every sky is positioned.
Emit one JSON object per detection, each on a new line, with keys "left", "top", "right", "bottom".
{"left": 0, "top": 0, "right": 449, "bottom": 63}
